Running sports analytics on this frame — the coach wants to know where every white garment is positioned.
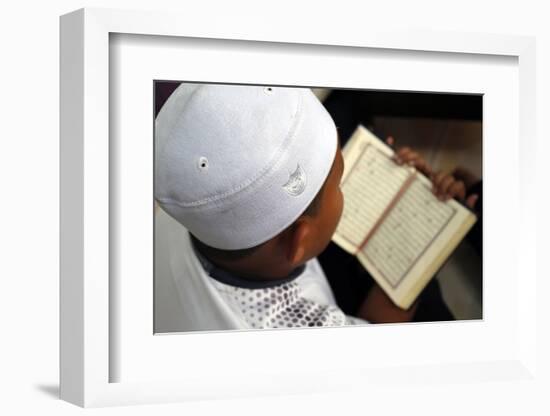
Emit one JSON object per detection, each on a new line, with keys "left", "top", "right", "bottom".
{"left": 154, "top": 207, "right": 367, "bottom": 333}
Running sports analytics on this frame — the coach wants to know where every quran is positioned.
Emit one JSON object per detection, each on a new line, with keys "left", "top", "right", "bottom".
{"left": 332, "top": 125, "right": 477, "bottom": 310}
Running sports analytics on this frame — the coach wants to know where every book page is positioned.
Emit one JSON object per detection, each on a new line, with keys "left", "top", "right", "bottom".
{"left": 360, "top": 177, "right": 456, "bottom": 288}
{"left": 333, "top": 126, "right": 411, "bottom": 252}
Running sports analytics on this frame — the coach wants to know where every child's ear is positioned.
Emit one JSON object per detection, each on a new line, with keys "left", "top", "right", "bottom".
{"left": 286, "top": 219, "right": 311, "bottom": 267}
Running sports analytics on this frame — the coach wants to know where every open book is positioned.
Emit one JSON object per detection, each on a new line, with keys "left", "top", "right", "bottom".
{"left": 332, "top": 125, "right": 477, "bottom": 310}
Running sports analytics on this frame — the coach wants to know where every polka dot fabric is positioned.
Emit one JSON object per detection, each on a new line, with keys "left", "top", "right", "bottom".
{"left": 213, "top": 280, "right": 352, "bottom": 329}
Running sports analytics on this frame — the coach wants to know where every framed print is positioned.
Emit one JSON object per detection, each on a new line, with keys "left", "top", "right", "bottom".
{"left": 60, "top": 7, "right": 537, "bottom": 408}
{"left": 151, "top": 82, "right": 483, "bottom": 332}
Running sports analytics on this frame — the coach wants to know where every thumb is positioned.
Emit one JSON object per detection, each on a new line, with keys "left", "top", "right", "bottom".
{"left": 465, "top": 194, "right": 479, "bottom": 210}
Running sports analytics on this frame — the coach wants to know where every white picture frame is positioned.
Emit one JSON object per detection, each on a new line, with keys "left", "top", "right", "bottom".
{"left": 60, "top": 7, "right": 537, "bottom": 408}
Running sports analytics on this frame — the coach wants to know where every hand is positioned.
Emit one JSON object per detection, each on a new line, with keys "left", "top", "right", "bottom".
{"left": 385, "top": 137, "right": 478, "bottom": 209}
{"left": 430, "top": 171, "right": 479, "bottom": 209}
{"left": 357, "top": 283, "right": 419, "bottom": 323}
{"left": 451, "top": 166, "right": 480, "bottom": 190}
{"left": 386, "top": 136, "right": 433, "bottom": 177}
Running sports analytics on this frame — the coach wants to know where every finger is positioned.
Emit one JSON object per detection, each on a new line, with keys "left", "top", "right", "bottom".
{"left": 436, "top": 176, "right": 456, "bottom": 200}
{"left": 411, "top": 157, "right": 432, "bottom": 176}
{"left": 386, "top": 136, "right": 395, "bottom": 147}
{"left": 401, "top": 150, "right": 420, "bottom": 166}
{"left": 395, "top": 147, "right": 412, "bottom": 159}
{"left": 431, "top": 171, "right": 445, "bottom": 190}
{"left": 393, "top": 147, "right": 412, "bottom": 165}
{"left": 447, "top": 181, "right": 466, "bottom": 200}
{"left": 465, "top": 194, "right": 479, "bottom": 210}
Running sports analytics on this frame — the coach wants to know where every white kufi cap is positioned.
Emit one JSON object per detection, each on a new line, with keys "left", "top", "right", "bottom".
{"left": 155, "top": 84, "right": 337, "bottom": 250}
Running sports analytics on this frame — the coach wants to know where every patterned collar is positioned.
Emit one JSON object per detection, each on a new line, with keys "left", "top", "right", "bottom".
{"left": 189, "top": 235, "right": 306, "bottom": 289}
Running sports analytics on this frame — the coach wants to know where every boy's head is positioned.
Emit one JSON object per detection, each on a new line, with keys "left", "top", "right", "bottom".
{"left": 155, "top": 84, "right": 344, "bottom": 274}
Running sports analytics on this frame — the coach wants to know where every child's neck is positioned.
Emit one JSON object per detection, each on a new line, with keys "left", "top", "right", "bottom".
{"left": 197, "top": 246, "right": 298, "bottom": 282}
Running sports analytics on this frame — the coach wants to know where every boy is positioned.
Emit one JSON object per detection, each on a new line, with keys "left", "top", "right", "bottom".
{"left": 154, "top": 83, "right": 467, "bottom": 332}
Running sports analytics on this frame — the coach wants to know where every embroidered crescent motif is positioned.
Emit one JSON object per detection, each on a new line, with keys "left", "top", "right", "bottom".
{"left": 283, "top": 164, "right": 307, "bottom": 196}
